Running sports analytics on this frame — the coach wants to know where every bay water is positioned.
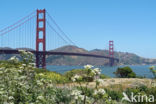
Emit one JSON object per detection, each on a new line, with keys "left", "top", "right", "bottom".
{"left": 47, "top": 65, "right": 155, "bottom": 78}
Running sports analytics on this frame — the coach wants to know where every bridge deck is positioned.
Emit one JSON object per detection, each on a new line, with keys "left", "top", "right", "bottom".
{"left": 0, "top": 49, "right": 119, "bottom": 61}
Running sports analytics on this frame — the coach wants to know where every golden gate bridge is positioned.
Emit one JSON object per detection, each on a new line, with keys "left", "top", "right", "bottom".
{"left": 0, "top": 9, "right": 119, "bottom": 69}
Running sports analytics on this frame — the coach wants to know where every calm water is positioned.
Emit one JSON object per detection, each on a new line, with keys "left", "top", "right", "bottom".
{"left": 47, "top": 65, "right": 155, "bottom": 78}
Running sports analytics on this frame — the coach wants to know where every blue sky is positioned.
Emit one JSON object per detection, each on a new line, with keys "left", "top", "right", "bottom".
{"left": 0, "top": 0, "right": 156, "bottom": 58}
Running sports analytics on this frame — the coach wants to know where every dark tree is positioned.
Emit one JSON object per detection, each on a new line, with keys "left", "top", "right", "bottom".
{"left": 114, "top": 66, "right": 136, "bottom": 78}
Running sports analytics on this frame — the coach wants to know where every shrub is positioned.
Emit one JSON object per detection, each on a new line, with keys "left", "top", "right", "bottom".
{"left": 36, "top": 71, "right": 69, "bottom": 83}
{"left": 149, "top": 66, "right": 156, "bottom": 78}
{"left": 0, "top": 50, "right": 66, "bottom": 103}
{"left": 100, "top": 74, "right": 110, "bottom": 79}
{"left": 0, "top": 51, "right": 115, "bottom": 104}
{"left": 69, "top": 65, "right": 115, "bottom": 104}
{"left": 146, "top": 87, "right": 156, "bottom": 103}
{"left": 64, "top": 69, "right": 94, "bottom": 82}
{"left": 105, "top": 89, "right": 123, "bottom": 101}
{"left": 114, "top": 66, "right": 136, "bottom": 78}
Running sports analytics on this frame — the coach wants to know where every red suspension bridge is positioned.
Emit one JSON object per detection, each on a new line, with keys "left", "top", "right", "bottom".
{"left": 0, "top": 9, "right": 119, "bottom": 68}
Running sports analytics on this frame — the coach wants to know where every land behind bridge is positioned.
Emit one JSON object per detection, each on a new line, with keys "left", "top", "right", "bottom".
{"left": 1, "top": 45, "right": 156, "bottom": 65}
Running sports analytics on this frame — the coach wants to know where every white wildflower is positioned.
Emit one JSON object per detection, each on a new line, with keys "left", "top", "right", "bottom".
{"left": 99, "top": 89, "right": 105, "bottom": 95}
{"left": 84, "top": 64, "right": 93, "bottom": 69}
{"left": 24, "top": 85, "right": 30, "bottom": 89}
{"left": 28, "top": 65, "right": 33, "bottom": 68}
{"left": 71, "top": 78, "right": 76, "bottom": 82}
{"left": 8, "top": 102, "right": 14, "bottom": 104}
{"left": 29, "top": 63, "right": 35, "bottom": 66}
{"left": 22, "top": 64, "right": 26, "bottom": 67}
{"left": 19, "top": 66, "right": 24, "bottom": 69}
{"left": 18, "top": 50, "right": 28, "bottom": 55}
{"left": 74, "top": 96, "right": 78, "bottom": 100}
{"left": 19, "top": 83, "right": 24, "bottom": 86}
{"left": 0, "top": 91, "right": 4, "bottom": 95}
{"left": 18, "top": 50, "right": 25, "bottom": 53}
{"left": 37, "top": 96, "right": 44, "bottom": 100}
{"left": 0, "top": 71, "right": 3, "bottom": 74}
{"left": 9, "top": 56, "right": 19, "bottom": 62}
{"left": 92, "top": 71, "right": 96, "bottom": 75}
{"left": 74, "top": 75, "right": 80, "bottom": 79}
{"left": 19, "top": 76, "right": 26, "bottom": 79}
{"left": 71, "top": 75, "right": 80, "bottom": 82}
{"left": 38, "top": 73, "right": 44, "bottom": 76}
{"left": 71, "top": 90, "right": 81, "bottom": 96}
{"left": 18, "top": 69, "right": 22, "bottom": 73}
{"left": 36, "top": 80, "right": 43, "bottom": 86}
{"left": 27, "top": 51, "right": 33, "bottom": 55}
{"left": 96, "top": 79, "right": 104, "bottom": 84}
{"left": 71, "top": 90, "right": 84, "bottom": 100}
{"left": 48, "top": 84, "right": 53, "bottom": 88}
{"left": 92, "top": 68, "right": 101, "bottom": 75}
{"left": 78, "top": 95, "right": 85, "bottom": 100}
{"left": 94, "top": 89, "right": 106, "bottom": 95}
{"left": 8, "top": 96, "right": 14, "bottom": 100}
{"left": 94, "top": 90, "right": 98, "bottom": 95}
{"left": 108, "top": 96, "right": 112, "bottom": 101}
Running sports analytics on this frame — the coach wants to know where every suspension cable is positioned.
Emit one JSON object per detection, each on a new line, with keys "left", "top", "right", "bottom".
{"left": 46, "top": 20, "right": 69, "bottom": 45}
{"left": 46, "top": 11, "right": 76, "bottom": 46}
{"left": 0, "top": 11, "right": 36, "bottom": 33}
{"left": 0, "top": 15, "right": 36, "bottom": 36}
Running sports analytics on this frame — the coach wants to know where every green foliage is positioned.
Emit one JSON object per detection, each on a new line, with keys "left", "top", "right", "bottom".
{"left": 70, "top": 65, "right": 115, "bottom": 104}
{"left": 36, "top": 70, "right": 69, "bottom": 84}
{"left": 2, "top": 50, "right": 155, "bottom": 104}
{"left": 124, "top": 86, "right": 156, "bottom": 104}
{"left": 64, "top": 69, "right": 86, "bottom": 80}
{"left": 149, "top": 66, "right": 156, "bottom": 78}
{"left": 105, "top": 89, "right": 123, "bottom": 101}
{"left": 0, "top": 50, "right": 115, "bottom": 104}
{"left": 64, "top": 69, "right": 94, "bottom": 82}
{"left": 114, "top": 66, "right": 136, "bottom": 78}
{"left": 105, "top": 85, "right": 156, "bottom": 104}
{"left": 53, "top": 88, "right": 72, "bottom": 104}
{"left": 146, "top": 87, "right": 156, "bottom": 102}
{"left": 100, "top": 74, "right": 110, "bottom": 79}
{"left": 0, "top": 50, "right": 70, "bottom": 104}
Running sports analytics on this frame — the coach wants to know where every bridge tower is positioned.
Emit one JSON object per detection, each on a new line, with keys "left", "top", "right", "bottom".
{"left": 109, "top": 40, "right": 114, "bottom": 66}
{"left": 36, "top": 9, "right": 46, "bottom": 68}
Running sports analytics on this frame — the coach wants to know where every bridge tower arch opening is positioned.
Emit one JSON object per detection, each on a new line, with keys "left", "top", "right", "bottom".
{"left": 36, "top": 9, "right": 46, "bottom": 68}
{"left": 109, "top": 40, "right": 114, "bottom": 66}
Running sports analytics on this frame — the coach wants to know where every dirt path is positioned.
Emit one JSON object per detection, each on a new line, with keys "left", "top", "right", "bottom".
{"left": 58, "top": 78, "right": 155, "bottom": 90}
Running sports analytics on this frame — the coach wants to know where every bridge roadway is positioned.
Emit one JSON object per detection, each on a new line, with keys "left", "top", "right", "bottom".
{"left": 0, "top": 49, "right": 119, "bottom": 62}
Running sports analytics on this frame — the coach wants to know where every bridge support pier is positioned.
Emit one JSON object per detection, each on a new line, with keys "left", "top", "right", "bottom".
{"left": 36, "top": 52, "right": 46, "bottom": 69}
{"left": 109, "top": 59, "right": 114, "bottom": 66}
